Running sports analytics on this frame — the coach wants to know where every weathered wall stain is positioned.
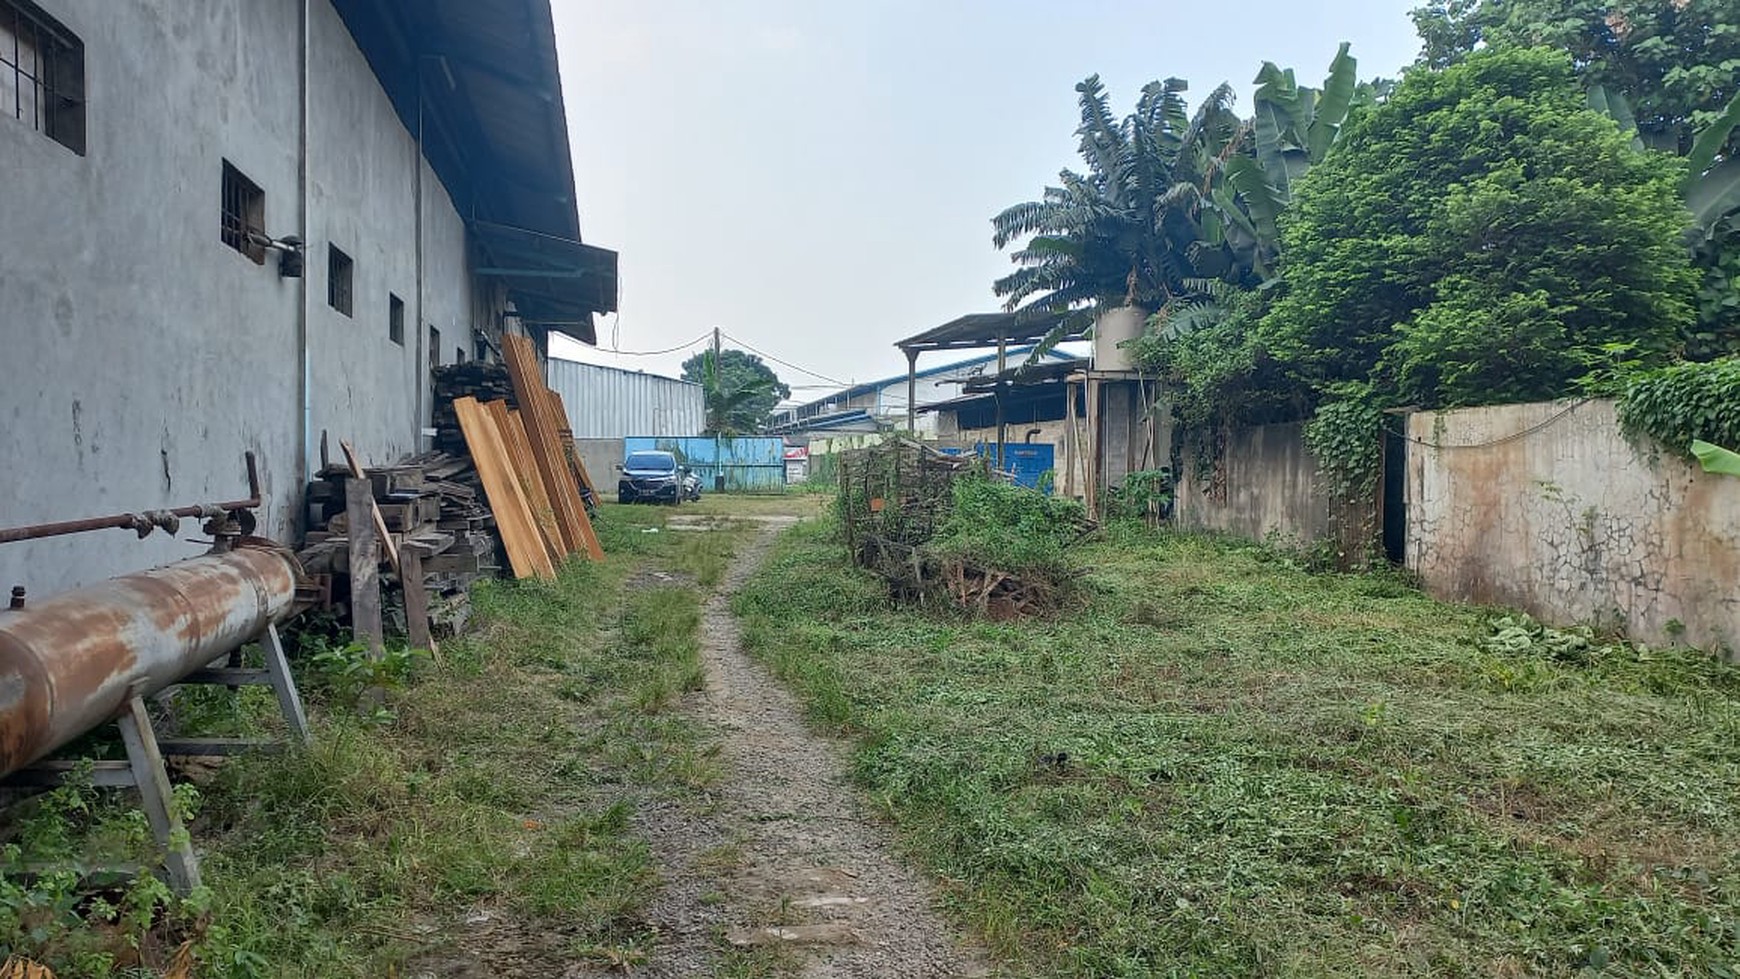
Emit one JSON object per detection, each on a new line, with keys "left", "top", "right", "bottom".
{"left": 1174, "top": 421, "right": 1374, "bottom": 563}
{"left": 1407, "top": 399, "right": 1739, "bottom": 651}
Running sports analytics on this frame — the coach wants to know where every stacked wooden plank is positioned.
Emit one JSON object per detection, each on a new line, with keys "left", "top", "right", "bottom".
{"left": 297, "top": 451, "right": 500, "bottom": 641}
{"left": 431, "top": 362, "right": 517, "bottom": 455}
{"left": 295, "top": 336, "right": 604, "bottom": 645}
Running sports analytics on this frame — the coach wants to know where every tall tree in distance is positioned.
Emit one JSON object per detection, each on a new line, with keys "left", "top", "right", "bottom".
{"left": 680, "top": 349, "right": 790, "bottom": 435}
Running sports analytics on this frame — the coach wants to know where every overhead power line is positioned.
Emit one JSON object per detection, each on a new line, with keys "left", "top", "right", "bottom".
{"left": 592, "top": 331, "right": 713, "bottom": 357}
{"left": 719, "top": 331, "right": 850, "bottom": 387}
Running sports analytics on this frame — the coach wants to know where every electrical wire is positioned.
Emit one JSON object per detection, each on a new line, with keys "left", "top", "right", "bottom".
{"left": 719, "top": 331, "right": 850, "bottom": 386}
{"left": 1382, "top": 398, "right": 1592, "bottom": 449}
{"left": 593, "top": 331, "right": 713, "bottom": 358}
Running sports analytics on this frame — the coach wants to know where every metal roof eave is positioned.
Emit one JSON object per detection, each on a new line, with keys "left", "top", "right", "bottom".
{"left": 894, "top": 310, "right": 1085, "bottom": 354}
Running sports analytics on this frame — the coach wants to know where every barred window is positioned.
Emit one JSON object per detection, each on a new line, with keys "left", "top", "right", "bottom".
{"left": 328, "top": 244, "right": 353, "bottom": 316}
{"left": 221, "top": 161, "right": 266, "bottom": 263}
{"left": 1, "top": 0, "right": 84, "bottom": 154}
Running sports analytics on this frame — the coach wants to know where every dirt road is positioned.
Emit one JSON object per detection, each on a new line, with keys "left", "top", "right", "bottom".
{"left": 634, "top": 514, "right": 992, "bottom": 978}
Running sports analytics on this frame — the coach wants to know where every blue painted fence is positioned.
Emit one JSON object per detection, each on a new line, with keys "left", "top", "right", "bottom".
{"left": 623, "top": 436, "right": 787, "bottom": 492}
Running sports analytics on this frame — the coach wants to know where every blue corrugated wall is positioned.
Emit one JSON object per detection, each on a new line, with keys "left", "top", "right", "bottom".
{"left": 622, "top": 436, "right": 787, "bottom": 492}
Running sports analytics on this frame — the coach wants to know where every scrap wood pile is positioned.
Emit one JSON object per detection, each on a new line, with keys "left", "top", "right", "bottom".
{"left": 837, "top": 438, "right": 1094, "bottom": 618}
{"left": 297, "top": 334, "right": 605, "bottom": 644}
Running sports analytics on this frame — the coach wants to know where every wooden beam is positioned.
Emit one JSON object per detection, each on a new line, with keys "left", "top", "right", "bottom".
{"left": 340, "top": 441, "right": 400, "bottom": 573}
{"left": 452, "top": 395, "right": 556, "bottom": 580}
{"left": 488, "top": 400, "right": 564, "bottom": 563}
{"left": 346, "top": 477, "right": 385, "bottom": 656}
{"left": 400, "top": 548, "right": 437, "bottom": 658}
{"left": 548, "top": 390, "right": 599, "bottom": 502}
{"left": 501, "top": 334, "right": 603, "bottom": 561}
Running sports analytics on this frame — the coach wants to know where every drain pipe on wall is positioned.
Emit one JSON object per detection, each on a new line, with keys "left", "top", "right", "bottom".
{"left": 297, "top": 0, "right": 314, "bottom": 501}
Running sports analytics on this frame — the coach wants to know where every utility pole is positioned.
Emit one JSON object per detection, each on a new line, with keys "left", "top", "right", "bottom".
{"left": 712, "top": 326, "right": 724, "bottom": 494}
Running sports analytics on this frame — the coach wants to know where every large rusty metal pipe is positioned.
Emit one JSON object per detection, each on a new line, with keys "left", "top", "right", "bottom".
{"left": 0, "top": 539, "right": 302, "bottom": 777}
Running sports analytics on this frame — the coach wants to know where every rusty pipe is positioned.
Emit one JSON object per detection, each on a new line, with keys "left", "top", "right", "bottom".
{"left": 0, "top": 453, "right": 261, "bottom": 545}
{"left": 0, "top": 538, "right": 302, "bottom": 777}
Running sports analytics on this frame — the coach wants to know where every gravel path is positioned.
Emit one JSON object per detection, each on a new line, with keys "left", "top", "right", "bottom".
{"left": 635, "top": 516, "right": 993, "bottom": 978}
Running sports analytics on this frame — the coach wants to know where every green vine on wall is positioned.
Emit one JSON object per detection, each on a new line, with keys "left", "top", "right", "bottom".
{"left": 1616, "top": 357, "right": 1740, "bottom": 457}
{"left": 1303, "top": 389, "right": 1385, "bottom": 502}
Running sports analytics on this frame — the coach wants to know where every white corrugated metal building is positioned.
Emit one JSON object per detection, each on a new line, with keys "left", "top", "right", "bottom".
{"left": 546, "top": 357, "right": 705, "bottom": 438}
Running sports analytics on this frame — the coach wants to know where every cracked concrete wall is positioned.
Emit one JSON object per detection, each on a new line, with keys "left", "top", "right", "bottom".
{"left": 1406, "top": 399, "right": 1740, "bottom": 650}
{"left": 1175, "top": 422, "right": 1373, "bottom": 560}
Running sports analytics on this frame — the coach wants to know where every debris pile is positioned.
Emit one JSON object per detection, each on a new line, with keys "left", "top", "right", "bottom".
{"left": 837, "top": 438, "right": 1092, "bottom": 617}
{"left": 298, "top": 451, "right": 498, "bottom": 638}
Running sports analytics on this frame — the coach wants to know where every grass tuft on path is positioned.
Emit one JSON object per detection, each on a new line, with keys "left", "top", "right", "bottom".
{"left": 735, "top": 517, "right": 1740, "bottom": 977}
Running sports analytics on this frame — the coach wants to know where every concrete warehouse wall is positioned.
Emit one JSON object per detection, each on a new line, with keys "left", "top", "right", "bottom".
{"left": 0, "top": 0, "right": 499, "bottom": 595}
{"left": 1406, "top": 399, "right": 1740, "bottom": 651}
{"left": 1173, "top": 422, "right": 1373, "bottom": 561}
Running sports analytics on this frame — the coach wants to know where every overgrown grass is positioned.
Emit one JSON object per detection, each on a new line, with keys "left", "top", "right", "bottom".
{"left": 735, "top": 517, "right": 1740, "bottom": 977}
{"left": 1, "top": 503, "right": 749, "bottom": 977}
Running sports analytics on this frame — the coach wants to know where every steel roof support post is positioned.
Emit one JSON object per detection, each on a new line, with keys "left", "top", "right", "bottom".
{"left": 904, "top": 348, "right": 919, "bottom": 434}
{"left": 995, "top": 336, "right": 1007, "bottom": 470}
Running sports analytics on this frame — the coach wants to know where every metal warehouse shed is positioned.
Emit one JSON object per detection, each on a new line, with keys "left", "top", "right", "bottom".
{"left": 546, "top": 358, "right": 705, "bottom": 438}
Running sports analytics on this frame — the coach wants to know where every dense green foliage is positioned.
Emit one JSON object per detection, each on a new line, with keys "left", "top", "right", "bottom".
{"left": 1411, "top": 0, "right": 1740, "bottom": 155}
{"left": 679, "top": 349, "right": 790, "bottom": 435}
{"left": 1262, "top": 48, "right": 1695, "bottom": 411}
{"left": 739, "top": 518, "right": 1740, "bottom": 977}
{"left": 1617, "top": 356, "right": 1740, "bottom": 457}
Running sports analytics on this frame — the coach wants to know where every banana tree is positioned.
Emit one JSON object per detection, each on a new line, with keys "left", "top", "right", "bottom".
{"left": 1203, "top": 44, "right": 1367, "bottom": 275}
{"left": 992, "top": 74, "right": 1243, "bottom": 362}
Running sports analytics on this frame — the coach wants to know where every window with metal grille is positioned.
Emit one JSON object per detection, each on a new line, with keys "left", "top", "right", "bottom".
{"left": 389, "top": 293, "right": 405, "bottom": 345}
{"left": 221, "top": 161, "right": 266, "bottom": 263}
{"left": 0, "top": 0, "right": 84, "bottom": 154}
{"left": 327, "top": 244, "right": 353, "bottom": 316}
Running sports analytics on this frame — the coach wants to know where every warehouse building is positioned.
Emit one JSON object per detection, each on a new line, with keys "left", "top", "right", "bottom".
{"left": 0, "top": 0, "right": 616, "bottom": 592}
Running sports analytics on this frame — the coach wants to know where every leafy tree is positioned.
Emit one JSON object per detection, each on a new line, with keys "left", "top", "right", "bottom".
{"left": 679, "top": 349, "right": 789, "bottom": 435}
{"left": 1411, "top": 1, "right": 1740, "bottom": 360}
{"left": 1411, "top": 0, "right": 1740, "bottom": 155}
{"left": 1259, "top": 47, "right": 1696, "bottom": 410}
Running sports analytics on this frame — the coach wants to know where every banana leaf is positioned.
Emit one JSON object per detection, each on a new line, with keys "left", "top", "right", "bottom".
{"left": 1691, "top": 440, "right": 1740, "bottom": 477}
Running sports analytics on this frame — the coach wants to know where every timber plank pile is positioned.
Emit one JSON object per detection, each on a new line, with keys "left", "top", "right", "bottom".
{"left": 298, "top": 334, "right": 604, "bottom": 646}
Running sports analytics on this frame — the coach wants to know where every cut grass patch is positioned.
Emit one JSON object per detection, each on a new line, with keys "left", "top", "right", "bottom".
{"left": 735, "top": 517, "right": 1740, "bottom": 977}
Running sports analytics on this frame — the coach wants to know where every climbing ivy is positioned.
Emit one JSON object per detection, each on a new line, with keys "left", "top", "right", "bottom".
{"left": 1303, "top": 388, "right": 1385, "bottom": 501}
{"left": 1617, "top": 357, "right": 1740, "bottom": 457}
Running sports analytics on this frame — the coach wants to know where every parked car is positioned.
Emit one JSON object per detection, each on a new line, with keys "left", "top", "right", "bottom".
{"left": 617, "top": 450, "right": 701, "bottom": 504}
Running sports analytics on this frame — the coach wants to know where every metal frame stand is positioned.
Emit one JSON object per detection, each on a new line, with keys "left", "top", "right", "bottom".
{"left": 2, "top": 623, "right": 310, "bottom": 895}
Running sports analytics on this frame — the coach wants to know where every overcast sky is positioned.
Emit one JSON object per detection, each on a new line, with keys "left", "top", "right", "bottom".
{"left": 546, "top": 1, "right": 1426, "bottom": 399}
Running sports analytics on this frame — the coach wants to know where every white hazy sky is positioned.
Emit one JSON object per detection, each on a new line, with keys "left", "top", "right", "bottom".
{"left": 546, "top": 1, "right": 1426, "bottom": 398}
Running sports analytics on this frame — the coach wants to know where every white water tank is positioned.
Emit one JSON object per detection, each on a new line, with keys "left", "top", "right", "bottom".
{"left": 1092, "top": 305, "right": 1147, "bottom": 372}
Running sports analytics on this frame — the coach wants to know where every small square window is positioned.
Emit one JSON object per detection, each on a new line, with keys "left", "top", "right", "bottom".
{"left": 429, "top": 326, "right": 442, "bottom": 373}
{"left": 388, "top": 293, "right": 405, "bottom": 345}
{"left": 221, "top": 161, "right": 266, "bottom": 264}
{"left": 1, "top": 0, "right": 85, "bottom": 155}
{"left": 327, "top": 244, "right": 353, "bottom": 316}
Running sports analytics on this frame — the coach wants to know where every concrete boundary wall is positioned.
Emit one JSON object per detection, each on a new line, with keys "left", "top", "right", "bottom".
{"left": 1406, "top": 399, "right": 1739, "bottom": 650}
{"left": 1174, "top": 421, "right": 1373, "bottom": 559}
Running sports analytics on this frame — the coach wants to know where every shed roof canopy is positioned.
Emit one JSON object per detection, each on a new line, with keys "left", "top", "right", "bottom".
{"left": 954, "top": 357, "right": 1087, "bottom": 395}
{"left": 333, "top": 0, "right": 617, "bottom": 342}
{"left": 895, "top": 310, "right": 1082, "bottom": 355}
